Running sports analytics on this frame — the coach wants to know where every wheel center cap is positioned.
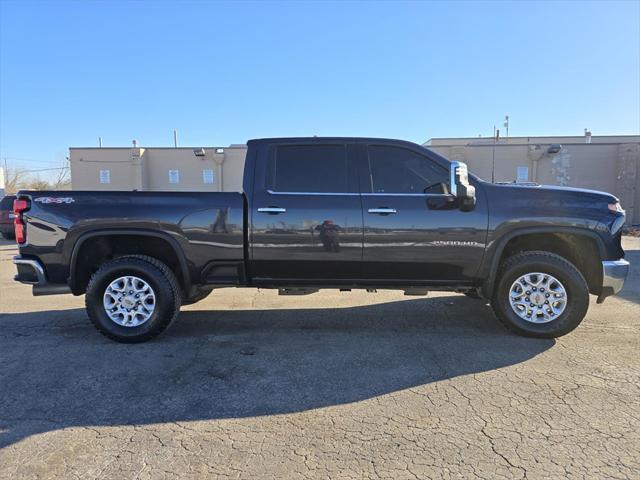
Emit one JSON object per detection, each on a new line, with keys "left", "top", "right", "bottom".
{"left": 532, "top": 293, "right": 544, "bottom": 305}
{"left": 122, "top": 296, "right": 136, "bottom": 309}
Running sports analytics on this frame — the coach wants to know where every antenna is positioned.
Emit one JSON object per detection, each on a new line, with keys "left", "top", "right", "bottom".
{"left": 174, "top": 129, "right": 178, "bottom": 148}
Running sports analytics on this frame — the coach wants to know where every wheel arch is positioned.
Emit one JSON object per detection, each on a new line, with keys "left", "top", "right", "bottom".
{"left": 69, "top": 229, "right": 191, "bottom": 295}
{"left": 481, "top": 227, "right": 605, "bottom": 298}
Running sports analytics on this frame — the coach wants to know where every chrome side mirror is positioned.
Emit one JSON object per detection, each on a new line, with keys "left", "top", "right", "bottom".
{"left": 450, "top": 161, "right": 476, "bottom": 211}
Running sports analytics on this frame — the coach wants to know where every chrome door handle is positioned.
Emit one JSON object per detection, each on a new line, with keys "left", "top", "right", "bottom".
{"left": 368, "top": 208, "right": 397, "bottom": 214}
{"left": 257, "top": 207, "right": 287, "bottom": 214}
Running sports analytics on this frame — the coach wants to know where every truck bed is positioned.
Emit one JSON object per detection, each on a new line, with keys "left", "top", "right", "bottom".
{"left": 17, "top": 190, "right": 245, "bottom": 290}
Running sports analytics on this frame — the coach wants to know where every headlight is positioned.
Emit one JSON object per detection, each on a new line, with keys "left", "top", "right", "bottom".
{"left": 608, "top": 202, "right": 624, "bottom": 213}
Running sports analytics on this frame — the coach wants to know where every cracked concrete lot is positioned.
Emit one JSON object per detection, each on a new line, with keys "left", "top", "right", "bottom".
{"left": 0, "top": 238, "right": 639, "bottom": 479}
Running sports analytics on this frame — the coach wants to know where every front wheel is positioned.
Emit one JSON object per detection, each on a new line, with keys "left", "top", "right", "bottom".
{"left": 85, "top": 255, "right": 182, "bottom": 343}
{"left": 491, "top": 251, "right": 589, "bottom": 338}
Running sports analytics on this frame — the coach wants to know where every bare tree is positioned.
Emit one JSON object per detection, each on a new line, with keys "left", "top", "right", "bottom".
{"left": 51, "top": 165, "right": 71, "bottom": 190}
{"left": 3, "top": 167, "right": 28, "bottom": 194}
{"left": 25, "top": 178, "right": 51, "bottom": 191}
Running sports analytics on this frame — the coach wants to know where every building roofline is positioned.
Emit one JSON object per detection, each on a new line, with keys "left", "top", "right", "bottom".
{"left": 424, "top": 134, "right": 640, "bottom": 144}
{"left": 426, "top": 142, "right": 635, "bottom": 147}
{"left": 69, "top": 145, "right": 247, "bottom": 151}
{"left": 426, "top": 134, "right": 639, "bottom": 140}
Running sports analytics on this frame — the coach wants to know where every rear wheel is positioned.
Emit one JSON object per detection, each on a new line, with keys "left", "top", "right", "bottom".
{"left": 85, "top": 255, "right": 181, "bottom": 343}
{"left": 491, "top": 251, "right": 589, "bottom": 338}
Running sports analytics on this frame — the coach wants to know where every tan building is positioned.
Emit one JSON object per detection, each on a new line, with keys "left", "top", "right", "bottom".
{"left": 70, "top": 134, "right": 640, "bottom": 224}
{"left": 425, "top": 134, "right": 640, "bottom": 224}
{"left": 70, "top": 144, "right": 247, "bottom": 193}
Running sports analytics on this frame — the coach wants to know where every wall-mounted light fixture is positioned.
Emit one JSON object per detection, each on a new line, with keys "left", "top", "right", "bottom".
{"left": 193, "top": 148, "right": 206, "bottom": 157}
{"left": 547, "top": 144, "right": 562, "bottom": 155}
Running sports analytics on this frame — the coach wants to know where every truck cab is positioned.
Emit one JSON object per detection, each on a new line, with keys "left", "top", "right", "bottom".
{"left": 247, "top": 138, "right": 487, "bottom": 286}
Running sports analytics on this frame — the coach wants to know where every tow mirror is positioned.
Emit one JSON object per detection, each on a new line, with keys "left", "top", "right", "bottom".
{"left": 450, "top": 161, "right": 476, "bottom": 211}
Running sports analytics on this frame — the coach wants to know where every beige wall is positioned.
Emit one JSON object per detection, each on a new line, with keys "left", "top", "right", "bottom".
{"left": 427, "top": 138, "right": 640, "bottom": 224}
{"left": 70, "top": 146, "right": 248, "bottom": 192}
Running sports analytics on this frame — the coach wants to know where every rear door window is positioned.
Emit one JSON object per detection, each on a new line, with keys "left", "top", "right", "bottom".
{"left": 267, "top": 145, "right": 352, "bottom": 193}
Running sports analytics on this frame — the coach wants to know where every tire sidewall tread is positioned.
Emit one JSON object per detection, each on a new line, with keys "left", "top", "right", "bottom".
{"left": 85, "top": 255, "right": 182, "bottom": 343}
{"left": 492, "top": 251, "right": 589, "bottom": 338}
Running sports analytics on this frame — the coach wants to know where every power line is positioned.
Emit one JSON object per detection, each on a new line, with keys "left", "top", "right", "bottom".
{"left": 4, "top": 166, "right": 69, "bottom": 174}
{"left": 2, "top": 157, "right": 62, "bottom": 164}
{"left": 23, "top": 166, "right": 70, "bottom": 173}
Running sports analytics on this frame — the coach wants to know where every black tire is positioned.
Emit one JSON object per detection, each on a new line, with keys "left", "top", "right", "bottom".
{"left": 85, "top": 255, "right": 182, "bottom": 343}
{"left": 182, "top": 286, "right": 214, "bottom": 305}
{"left": 491, "top": 251, "right": 589, "bottom": 338}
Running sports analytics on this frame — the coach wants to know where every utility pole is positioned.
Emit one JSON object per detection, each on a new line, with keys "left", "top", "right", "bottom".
{"left": 503, "top": 115, "right": 509, "bottom": 140}
{"left": 492, "top": 126, "right": 496, "bottom": 183}
{"left": 492, "top": 128, "right": 500, "bottom": 183}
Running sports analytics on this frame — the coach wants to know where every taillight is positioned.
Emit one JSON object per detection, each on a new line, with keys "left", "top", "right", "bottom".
{"left": 13, "top": 198, "right": 29, "bottom": 244}
{"left": 13, "top": 199, "right": 28, "bottom": 214}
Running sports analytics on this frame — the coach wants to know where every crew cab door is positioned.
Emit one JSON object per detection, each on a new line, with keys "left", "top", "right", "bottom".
{"left": 360, "top": 144, "right": 488, "bottom": 283}
{"left": 249, "top": 142, "right": 363, "bottom": 281}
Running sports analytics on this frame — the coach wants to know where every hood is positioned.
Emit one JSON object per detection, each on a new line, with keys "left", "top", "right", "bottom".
{"left": 490, "top": 182, "right": 618, "bottom": 203}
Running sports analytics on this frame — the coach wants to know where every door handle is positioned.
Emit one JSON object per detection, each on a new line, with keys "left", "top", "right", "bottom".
{"left": 257, "top": 207, "right": 287, "bottom": 214}
{"left": 368, "top": 208, "right": 397, "bottom": 215}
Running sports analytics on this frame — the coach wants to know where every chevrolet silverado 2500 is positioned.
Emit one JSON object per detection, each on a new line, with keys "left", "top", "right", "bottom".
{"left": 12, "top": 137, "right": 629, "bottom": 342}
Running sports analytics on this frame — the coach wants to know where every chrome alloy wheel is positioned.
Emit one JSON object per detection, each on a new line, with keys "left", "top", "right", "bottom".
{"left": 509, "top": 272, "right": 567, "bottom": 324}
{"left": 103, "top": 275, "right": 156, "bottom": 327}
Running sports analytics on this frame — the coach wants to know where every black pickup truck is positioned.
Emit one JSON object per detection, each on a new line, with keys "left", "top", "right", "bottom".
{"left": 12, "top": 137, "right": 629, "bottom": 342}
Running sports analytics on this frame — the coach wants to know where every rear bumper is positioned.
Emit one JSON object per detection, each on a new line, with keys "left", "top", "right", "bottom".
{"left": 13, "top": 255, "right": 71, "bottom": 296}
{"left": 597, "top": 259, "right": 630, "bottom": 303}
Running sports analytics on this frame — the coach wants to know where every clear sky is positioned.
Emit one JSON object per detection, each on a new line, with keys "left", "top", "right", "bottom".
{"left": 1, "top": 0, "right": 639, "bottom": 174}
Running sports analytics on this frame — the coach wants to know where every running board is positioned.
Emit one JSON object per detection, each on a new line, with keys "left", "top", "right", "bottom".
{"left": 278, "top": 288, "right": 319, "bottom": 296}
{"left": 33, "top": 284, "right": 72, "bottom": 296}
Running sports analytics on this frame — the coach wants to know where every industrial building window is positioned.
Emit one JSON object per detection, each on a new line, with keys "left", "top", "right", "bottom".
{"left": 168, "top": 170, "right": 180, "bottom": 184}
{"left": 203, "top": 169, "right": 215, "bottom": 184}
{"left": 267, "top": 144, "right": 350, "bottom": 193}
{"left": 516, "top": 166, "right": 529, "bottom": 183}
{"left": 367, "top": 145, "right": 448, "bottom": 194}
{"left": 99, "top": 169, "right": 110, "bottom": 184}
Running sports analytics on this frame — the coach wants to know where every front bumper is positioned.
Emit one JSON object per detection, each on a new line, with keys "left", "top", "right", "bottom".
{"left": 597, "top": 259, "right": 630, "bottom": 303}
{"left": 13, "top": 255, "right": 71, "bottom": 296}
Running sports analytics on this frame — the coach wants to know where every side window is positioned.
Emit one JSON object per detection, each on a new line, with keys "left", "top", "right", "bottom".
{"left": 368, "top": 145, "right": 448, "bottom": 194}
{"left": 267, "top": 144, "right": 350, "bottom": 193}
